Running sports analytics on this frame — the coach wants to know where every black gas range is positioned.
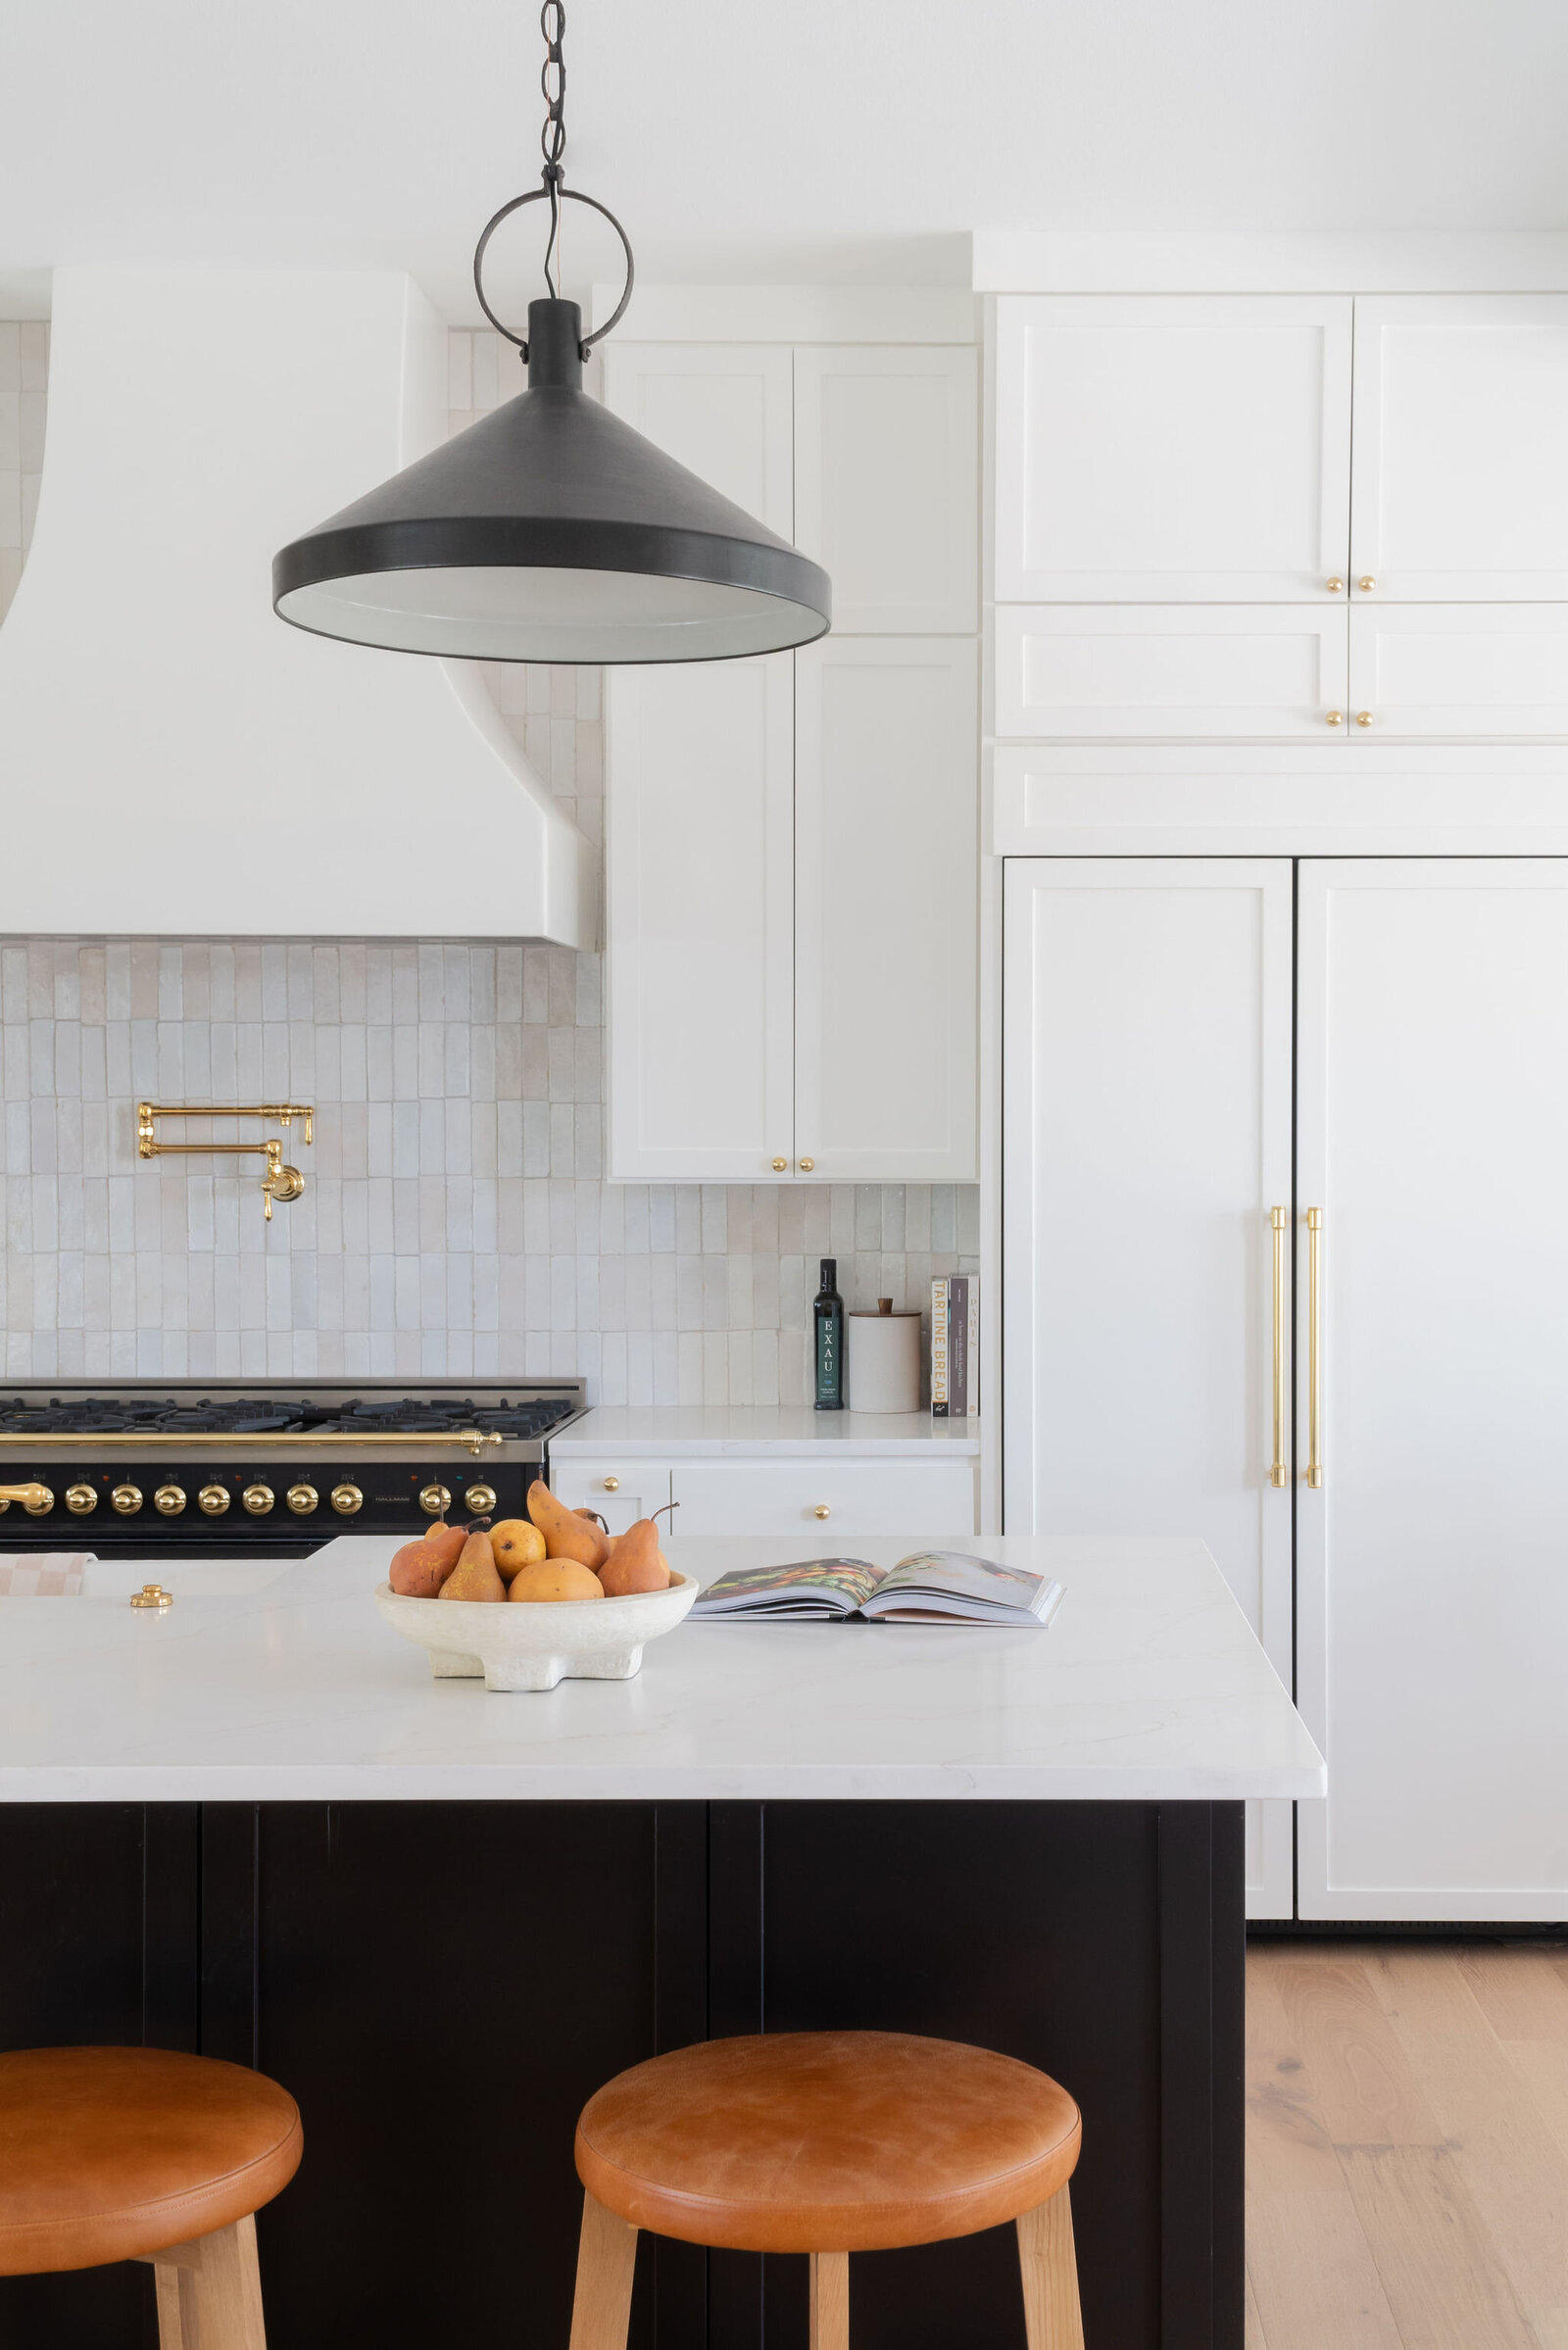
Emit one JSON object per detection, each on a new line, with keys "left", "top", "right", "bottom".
{"left": 0, "top": 1381, "right": 587, "bottom": 1556}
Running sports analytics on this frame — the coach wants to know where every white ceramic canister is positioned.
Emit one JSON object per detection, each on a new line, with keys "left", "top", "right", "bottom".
{"left": 845, "top": 1298, "right": 921, "bottom": 1414}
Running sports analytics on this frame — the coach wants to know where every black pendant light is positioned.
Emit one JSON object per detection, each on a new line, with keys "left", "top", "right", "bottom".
{"left": 273, "top": 4, "right": 831, "bottom": 663}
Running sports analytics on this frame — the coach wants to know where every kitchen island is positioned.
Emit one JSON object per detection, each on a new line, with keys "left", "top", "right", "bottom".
{"left": 0, "top": 1534, "right": 1321, "bottom": 2350}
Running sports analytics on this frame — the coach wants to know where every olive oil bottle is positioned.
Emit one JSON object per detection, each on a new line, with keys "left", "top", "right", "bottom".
{"left": 814, "top": 1257, "right": 845, "bottom": 1410}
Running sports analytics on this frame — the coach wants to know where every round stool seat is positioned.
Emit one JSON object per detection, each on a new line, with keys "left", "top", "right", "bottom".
{"left": 575, "top": 2031, "right": 1081, "bottom": 2253}
{"left": 0, "top": 2046, "right": 302, "bottom": 2275}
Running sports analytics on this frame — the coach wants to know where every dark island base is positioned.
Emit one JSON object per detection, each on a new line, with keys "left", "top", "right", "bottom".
{"left": 0, "top": 1799, "right": 1242, "bottom": 2349}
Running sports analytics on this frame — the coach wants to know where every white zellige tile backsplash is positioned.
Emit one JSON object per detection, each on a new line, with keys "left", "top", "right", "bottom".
{"left": 0, "top": 326, "right": 978, "bottom": 1401}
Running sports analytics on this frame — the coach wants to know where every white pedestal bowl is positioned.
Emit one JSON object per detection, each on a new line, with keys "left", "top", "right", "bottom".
{"left": 373, "top": 1573, "right": 699, "bottom": 1690}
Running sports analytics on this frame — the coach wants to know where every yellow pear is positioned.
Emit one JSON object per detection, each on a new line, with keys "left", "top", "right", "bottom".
{"left": 508, "top": 1558, "right": 604, "bottom": 1603}
{"left": 437, "top": 1528, "right": 507, "bottom": 1603}
{"left": 489, "top": 1518, "right": 548, "bottom": 1582}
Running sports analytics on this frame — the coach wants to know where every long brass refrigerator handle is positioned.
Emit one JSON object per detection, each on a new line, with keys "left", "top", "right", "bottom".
{"left": 1270, "top": 1206, "right": 1289, "bottom": 1488}
{"left": 1305, "top": 1206, "right": 1324, "bottom": 1489}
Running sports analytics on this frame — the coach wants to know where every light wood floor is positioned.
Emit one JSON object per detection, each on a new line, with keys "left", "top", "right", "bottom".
{"left": 1247, "top": 1942, "right": 1568, "bottom": 2350}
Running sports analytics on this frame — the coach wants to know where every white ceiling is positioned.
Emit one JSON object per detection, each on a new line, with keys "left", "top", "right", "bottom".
{"left": 3, "top": 0, "right": 1567, "bottom": 318}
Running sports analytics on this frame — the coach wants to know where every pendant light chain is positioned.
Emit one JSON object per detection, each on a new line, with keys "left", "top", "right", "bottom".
{"left": 539, "top": 2, "right": 566, "bottom": 299}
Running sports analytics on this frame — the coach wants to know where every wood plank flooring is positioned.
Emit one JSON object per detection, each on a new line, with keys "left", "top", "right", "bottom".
{"left": 1247, "top": 1943, "right": 1568, "bottom": 2350}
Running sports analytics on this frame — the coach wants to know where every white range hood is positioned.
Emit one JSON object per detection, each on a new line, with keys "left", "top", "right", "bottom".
{"left": 0, "top": 267, "right": 595, "bottom": 945}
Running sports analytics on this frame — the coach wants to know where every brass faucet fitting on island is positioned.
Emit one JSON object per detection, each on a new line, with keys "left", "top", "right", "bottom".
{"left": 137, "top": 1102, "right": 314, "bottom": 1219}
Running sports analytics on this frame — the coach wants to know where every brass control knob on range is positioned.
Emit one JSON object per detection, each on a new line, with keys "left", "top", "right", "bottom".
{"left": 242, "top": 1484, "right": 274, "bottom": 1516}
{"left": 154, "top": 1485, "right": 187, "bottom": 1517}
{"left": 330, "top": 1483, "right": 364, "bottom": 1517}
{"left": 111, "top": 1484, "right": 143, "bottom": 1516}
{"left": 286, "top": 1484, "right": 318, "bottom": 1517}
{"left": 465, "top": 1483, "right": 498, "bottom": 1516}
{"left": 64, "top": 1484, "right": 98, "bottom": 1516}
{"left": 197, "top": 1485, "right": 230, "bottom": 1517}
{"left": 419, "top": 1484, "right": 452, "bottom": 1517}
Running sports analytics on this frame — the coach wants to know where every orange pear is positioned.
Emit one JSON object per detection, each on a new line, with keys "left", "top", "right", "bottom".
{"left": 489, "top": 1518, "right": 548, "bottom": 1582}
{"left": 599, "top": 1516, "right": 671, "bottom": 1596}
{"left": 525, "top": 1479, "right": 611, "bottom": 1572}
{"left": 508, "top": 1557, "right": 605, "bottom": 1602}
{"left": 437, "top": 1528, "right": 507, "bottom": 1603}
{"left": 389, "top": 1520, "right": 467, "bottom": 1597}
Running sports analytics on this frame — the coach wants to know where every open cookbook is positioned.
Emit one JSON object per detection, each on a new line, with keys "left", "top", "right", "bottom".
{"left": 690, "top": 1550, "right": 1063, "bottom": 1627}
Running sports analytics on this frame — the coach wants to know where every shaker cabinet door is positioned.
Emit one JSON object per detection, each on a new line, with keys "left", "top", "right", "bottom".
{"left": 606, "top": 658, "right": 795, "bottom": 1181}
{"left": 1296, "top": 859, "right": 1568, "bottom": 1922}
{"left": 794, "top": 639, "right": 978, "bottom": 1183}
{"left": 793, "top": 346, "right": 978, "bottom": 633}
{"left": 993, "top": 295, "right": 1351, "bottom": 602}
{"left": 600, "top": 342, "right": 794, "bottom": 532}
{"left": 1351, "top": 296, "right": 1568, "bottom": 599}
{"left": 1003, "top": 857, "right": 1296, "bottom": 1916}
{"left": 1348, "top": 602, "right": 1568, "bottom": 738}
{"left": 994, "top": 605, "right": 1349, "bottom": 739}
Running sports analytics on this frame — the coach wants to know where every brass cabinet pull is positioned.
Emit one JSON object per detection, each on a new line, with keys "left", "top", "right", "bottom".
{"left": 1357, "top": 576, "right": 1376, "bottom": 592}
{"left": 1355, "top": 710, "right": 1373, "bottom": 727}
{"left": 1325, "top": 710, "right": 1344, "bottom": 726}
{"left": 1326, "top": 576, "right": 1345, "bottom": 593}
{"left": 1305, "top": 1207, "right": 1324, "bottom": 1489}
{"left": 1270, "top": 1207, "right": 1289, "bottom": 1489}
{"left": 602, "top": 1476, "right": 620, "bottom": 1492}
{"left": 770, "top": 1157, "right": 788, "bottom": 1173}
{"left": 813, "top": 1504, "right": 832, "bottom": 1520}
{"left": 798, "top": 1157, "right": 815, "bottom": 1173}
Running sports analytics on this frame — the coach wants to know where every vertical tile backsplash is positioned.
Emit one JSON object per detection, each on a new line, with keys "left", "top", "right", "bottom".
{"left": 0, "top": 328, "right": 978, "bottom": 1402}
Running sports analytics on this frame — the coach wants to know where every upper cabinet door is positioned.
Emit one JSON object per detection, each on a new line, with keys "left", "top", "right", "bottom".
{"left": 794, "top": 639, "right": 978, "bottom": 1182}
{"left": 793, "top": 348, "right": 979, "bottom": 632}
{"left": 606, "top": 658, "right": 795, "bottom": 1182}
{"left": 600, "top": 343, "right": 794, "bottom": 533}
{"left": 1351, "top": 297, "right": 1568, "bottom": 600}
{"left": 994, "top": 295, "right": 1352, "bottom": 602}
{"left": 994, "top": 605, "right": 1349, "bottom": 740}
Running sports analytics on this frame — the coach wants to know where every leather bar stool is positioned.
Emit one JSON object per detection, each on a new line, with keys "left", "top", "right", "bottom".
{"left": 568, "top": 2031, "right": 1084, "bottom": 2350}
{"left": 0, "top": 2046, "right": 302, "bottom": 2350}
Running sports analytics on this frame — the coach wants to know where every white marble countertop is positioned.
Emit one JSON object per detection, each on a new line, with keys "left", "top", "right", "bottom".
{"left": 0, "top": 1535, "right": 1323, "bottom": 1805}
{"left": 551, "top": 1405, "right": 981, "bottom": 1457}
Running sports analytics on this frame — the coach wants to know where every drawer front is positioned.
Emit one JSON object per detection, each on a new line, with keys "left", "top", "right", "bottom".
{"left": 548, "top": 1461, "right": 673, "bottom": 1539}
{"left": 994, "top": 605, "right": 1349, "bottom": 740}
{"left": 668, "top": 1459, "right": 976, "bottom": 1539}
{"left": 1348, "top": 604, "right": 1568, "bottom": 737}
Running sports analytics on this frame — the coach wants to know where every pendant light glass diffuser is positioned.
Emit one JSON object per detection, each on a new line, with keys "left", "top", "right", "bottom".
{"left": 273, "top": 9, "right": 830, "bottom": 664}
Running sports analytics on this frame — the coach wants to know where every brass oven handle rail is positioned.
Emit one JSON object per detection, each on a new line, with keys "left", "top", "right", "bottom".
{"left": 0, "top": 1430, "right": 504, "bottom": 1456}
{"left": 137, "top": 1103, "right": 314, "bottom": 1221}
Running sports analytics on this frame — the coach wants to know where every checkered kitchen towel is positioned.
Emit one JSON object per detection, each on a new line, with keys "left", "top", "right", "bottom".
{"left": 0, "top": 1554, "right": 93, "bottom": 1594}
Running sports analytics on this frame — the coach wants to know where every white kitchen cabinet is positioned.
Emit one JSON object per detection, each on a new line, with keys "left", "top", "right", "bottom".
{"left": 1003, "top": 857, "right": 1296, "bottom": 1917}
{"left": 548, "top": 1460, "right": 673, "bottom": 1539}
{"left": 993, "top": 295, "right": 1351, "bottom": 602}
{"left": 1296, "top": 859, "right": 1568, "bottom": 1922}
{"left": 993, "top": 606, "right": 1349, "bottom": 740}
{"left": 668, "top": 1457, "right": 976, "bottom": 1539}
{"left": 794, "top": 639, "right": 977, "bottom": 1181}
{"left": 606, "top": 656, "right": 795, "bottom": 1181}
{"left": 1348, "top": 603, "right": 1568, "bottom": 738}
{"left": 793, "top": 347, "right": 978, "bottom": 632}
{"left": 600, "top": 343, "right": 794, "bottom": 532}
{"left": 1351, "top": 297, "right": 1568, "bottom": 600}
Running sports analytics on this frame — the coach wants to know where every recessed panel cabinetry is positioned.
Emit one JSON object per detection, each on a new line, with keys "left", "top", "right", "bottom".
{"left": 993, "top": 605, "right": 1349, "bottom": 739}
{"left": 551, "top": 1454, "right": 977, "bottom": 1538}
{"left": 606, "top": 337, "right": 979, "bottom": 1182}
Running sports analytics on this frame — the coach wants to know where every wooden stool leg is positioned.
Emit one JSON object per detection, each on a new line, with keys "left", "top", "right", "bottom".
{"left": 567, "top": 2190, "right": 638, "bottom": 2350}
{"left": 1016, "top": 2184, "right": 1085, "bottom": 2350}
{"left": 144, "top": 2213, "right": 266, "bottom": 2350}
{"left": 808, "top": 2251, "right": 849, "bottom": 2350}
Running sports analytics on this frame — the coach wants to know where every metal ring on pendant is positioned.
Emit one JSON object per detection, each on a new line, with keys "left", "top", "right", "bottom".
{"left": 471, "top": 183, "right": 636, "bottom": 359}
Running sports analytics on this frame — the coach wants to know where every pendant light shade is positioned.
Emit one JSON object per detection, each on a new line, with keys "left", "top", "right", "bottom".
{"left": 274, "top": 300, "right": 831, "bottom": 663}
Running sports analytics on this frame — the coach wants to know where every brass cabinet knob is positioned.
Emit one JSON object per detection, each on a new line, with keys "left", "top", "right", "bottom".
{"left": 813, "top": 1503, "right": 832, "bottom": 1520}
{"left": 154, "top": 1484, "right": 187, "bottom": 1517}
{"left": 1355, "top": 710, "right": 1373, "bottom": 727}
{"left": 197, "top": 1484, "right": 230, "bottom": 1516}
{"left": 330, "top": 1483, "right": 364, "bottom": 1516}
{"left": 111, "top": 1483, "right": 143, "bottom": 1516}
{"left": 130, "top": 1583, "right": 173, "bottom": 1611}
{"left": 1357, "top": 575, "right": 1376, "bottom": 592}
{"left": 602, "top": 1476, "right": 620, "bottom": 1493}
{"left": 64, "top": 1484, "right": 98, "bottom": 1515}
{"left": 1325, "top": 710, "right": 1344, "bottom": 726}
{"left": 285, "top": 1483, "right": 318, "bottom": 1516}
{"left": 1326, "top": 576, "right": 1345, "bottom": 593}
{"left": 242, "top": 1484, "right": 274, "bottom": 1516}
{"left": 465, "top": 1482, "right": 498, "bottom": 1515}
{"left": 419, "top": 1483, "right": 452, "bottom": 1517}
{"left": 770, "top": 1157, "right": 788, "bottom": 1173}
{"left": 799, "top": 1157, "right": 815, "bottom": 1173}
